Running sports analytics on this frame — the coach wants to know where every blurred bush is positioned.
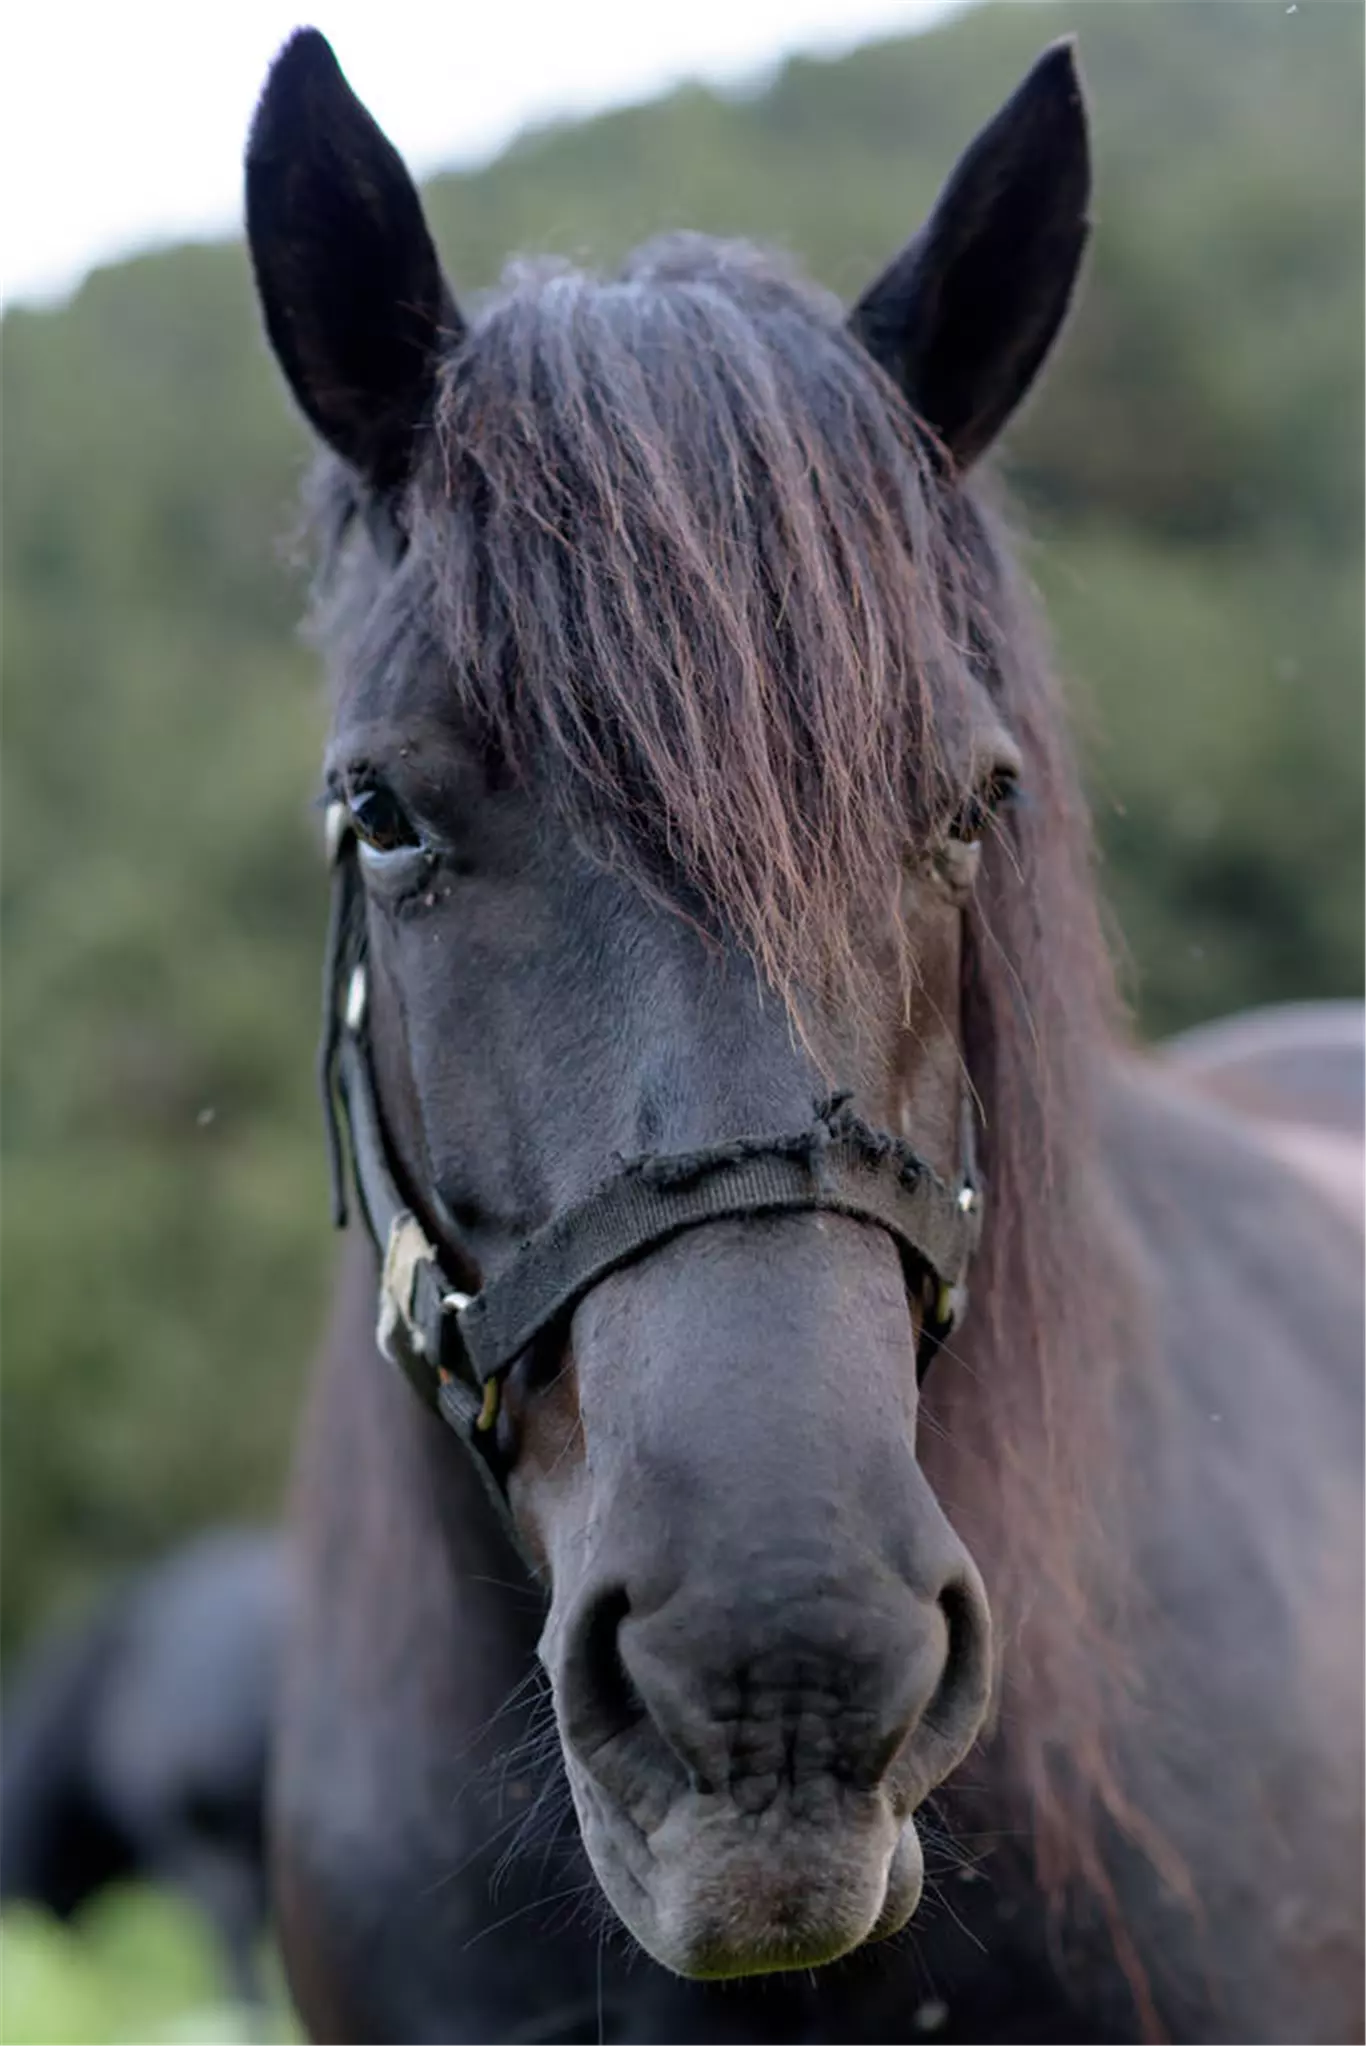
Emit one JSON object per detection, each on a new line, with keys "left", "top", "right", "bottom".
{"left": 0, "top": 1889, "right": 295, "bottom": 2043}
{"left": 2, "top": 0, "right": 1361, "bottom": 1647}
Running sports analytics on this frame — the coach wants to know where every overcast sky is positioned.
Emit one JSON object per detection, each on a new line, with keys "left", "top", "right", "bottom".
{"left": 1, "top": 0, "right": 963, "bottom": 308}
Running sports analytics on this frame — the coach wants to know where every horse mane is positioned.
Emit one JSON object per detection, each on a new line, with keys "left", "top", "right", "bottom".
{"left": 309, "top": 234, "right": 1156, "bottom": 2009}
{"left": 927, "top": 498, "right": 1172, "bottom": 2021}
{"left": 312, "top": 237, "right": 983, "bottom": 1018}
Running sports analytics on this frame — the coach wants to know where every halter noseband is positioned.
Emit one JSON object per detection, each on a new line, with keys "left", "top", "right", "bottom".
{"left": 320, "top": 808, "right": 983, "bottom": 1539}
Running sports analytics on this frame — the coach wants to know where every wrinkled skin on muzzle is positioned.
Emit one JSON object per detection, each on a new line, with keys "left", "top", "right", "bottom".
{"left": 509, "top": 1205, "right": 991, "bottom": 1978}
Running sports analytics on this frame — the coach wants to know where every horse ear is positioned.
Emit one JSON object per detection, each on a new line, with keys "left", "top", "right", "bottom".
{"left": 850, "top": 40, "right": 1090, "bottom": 471}
{"left": 245, "top": 28, "right": 462, "bottom": 492}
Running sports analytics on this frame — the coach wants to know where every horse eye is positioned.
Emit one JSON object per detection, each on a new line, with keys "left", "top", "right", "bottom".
{"left": 951, "top": 769, "right": 1019, "bottom": 846}
{"left": 349, "top": 784, "right": 421, "bottom": 855}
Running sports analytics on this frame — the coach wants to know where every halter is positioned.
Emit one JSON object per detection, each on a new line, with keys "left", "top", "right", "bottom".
{"left": 320, "top": 807, "right": 984, "bottom": 1539}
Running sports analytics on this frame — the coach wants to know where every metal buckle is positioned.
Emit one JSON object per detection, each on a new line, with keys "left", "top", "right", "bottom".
{"left": 377, "top": 1212, "right": 438, "bottom": 1365}
{"left": 378, "top": 1218, "right": 500, "bottom": 1431}
{"left": 934, "top": 1280, "right": 967, "bottom": 1332}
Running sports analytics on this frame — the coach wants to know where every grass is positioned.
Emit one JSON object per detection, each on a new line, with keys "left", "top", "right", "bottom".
{"left": 0, "top": 1887, "right": 298, "bottom": 2045}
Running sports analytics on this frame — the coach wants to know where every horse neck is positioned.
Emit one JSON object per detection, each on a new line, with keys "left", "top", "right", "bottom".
{"left": 918, "top": 1042, "right": 1156, "bottom": 1853}
{"left": 288, "top": 1231, "right": 544, "bottom": 1734}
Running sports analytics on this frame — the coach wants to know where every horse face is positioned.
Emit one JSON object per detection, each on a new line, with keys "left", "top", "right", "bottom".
{"left": 248, "top": 27, "right": 1087, "bottom": 1980}
{"left": 324, "top": 696, "right": 994, "bottom": 1971}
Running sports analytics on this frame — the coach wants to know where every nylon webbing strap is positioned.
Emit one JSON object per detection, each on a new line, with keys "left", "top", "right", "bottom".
{"left": 444, "top": 1144, "right": 975, "bottom": 1389}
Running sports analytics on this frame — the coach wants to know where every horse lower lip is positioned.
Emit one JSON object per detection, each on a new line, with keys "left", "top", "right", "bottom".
{"left": 655, "top": 1834, "right": 917, "bottom": 1979}
{"left": 583, "top": 1788, "right": 919, "bottom": 1980}
{"left": 869, "top": 1818, "right": 926, "bottom": 1940}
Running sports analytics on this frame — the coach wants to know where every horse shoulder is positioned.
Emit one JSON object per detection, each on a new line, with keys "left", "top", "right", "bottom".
{"left": 1096, "top": 1055, "right": 1363, "bottom": 2042}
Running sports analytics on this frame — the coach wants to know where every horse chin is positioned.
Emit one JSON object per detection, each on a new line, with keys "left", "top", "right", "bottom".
{"left": 571, "top": 1770, "right": 924, "bottom": 1980}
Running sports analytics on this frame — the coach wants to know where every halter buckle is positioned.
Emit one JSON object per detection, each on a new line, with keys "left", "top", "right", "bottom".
{"left": 378, "top": 1211, "right": 439, "bottom": 1366}
{"left": 934, "top": 1279, "right": 968, "bottom": 1333}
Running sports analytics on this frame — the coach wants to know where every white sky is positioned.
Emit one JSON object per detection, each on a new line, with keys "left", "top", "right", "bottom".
{"left": 0, "top": 0, "right": 963, "bottom": 309}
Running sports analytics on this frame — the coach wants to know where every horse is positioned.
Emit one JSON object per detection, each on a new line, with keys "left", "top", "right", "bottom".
{"left": 243, "top": 31, "right": 1364, "bottom": 2043}
{"left": 1161, "top": 1000, "right": 1364, "bottom": 1139}
{"left": 1160, "top": 1001, "right": 1364, "bottom": 1228}
{"left": 0, "top": 1529, "right": 284, "bottom": 2009}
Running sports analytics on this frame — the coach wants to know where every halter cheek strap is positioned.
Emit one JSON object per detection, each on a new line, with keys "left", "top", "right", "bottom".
{"left": 320, "top": 811, "right": 983, "bottom": 1536}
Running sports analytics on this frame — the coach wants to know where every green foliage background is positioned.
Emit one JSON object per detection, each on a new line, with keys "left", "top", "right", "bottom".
{"left": 2, "top": 0, "right": 1362, "bottom": 1655}
{"left": 1, "top": 1891, "right": 296, "bottom": 2043}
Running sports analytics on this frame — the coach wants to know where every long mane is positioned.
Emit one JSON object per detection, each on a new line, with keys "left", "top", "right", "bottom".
{"left": 311, "top": 234, "right": 1150, "bottom": 1992}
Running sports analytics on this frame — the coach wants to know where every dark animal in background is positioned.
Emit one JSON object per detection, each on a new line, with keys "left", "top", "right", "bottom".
{"left": 1, "top": 1529, "right": 284, "bottom": 2010}
{"left": 1163, "top": 997, "right": 1364, "bottom": 1135}
{"left": 1162, "top": 999, "right": 1364, "bottom": 1226}
{"left": 244, "top": 28, "right": 1364, "bottom": 2045}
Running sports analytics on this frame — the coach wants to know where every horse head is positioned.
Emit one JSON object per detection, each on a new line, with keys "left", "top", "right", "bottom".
{"left": 246, "top": 30, "right": 1091, "bottom": 1980}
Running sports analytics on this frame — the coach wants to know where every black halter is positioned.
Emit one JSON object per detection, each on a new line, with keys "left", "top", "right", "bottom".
{"left": 320, "top": 809, "right": 983, "bottom": 1535}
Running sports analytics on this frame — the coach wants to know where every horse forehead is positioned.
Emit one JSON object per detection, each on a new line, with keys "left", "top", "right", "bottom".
{"left": 330, "top": 639, "right": 452, "bottom": 736}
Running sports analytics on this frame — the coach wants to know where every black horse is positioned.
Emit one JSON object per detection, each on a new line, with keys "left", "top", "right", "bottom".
{"left": 244, "top": 32, "right": 1363, "bottom": 2043}
{"left": 1, "top": 1530, "right": 283, "bottom": 2010}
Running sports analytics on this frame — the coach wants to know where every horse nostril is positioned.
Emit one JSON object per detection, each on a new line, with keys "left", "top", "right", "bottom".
{"left": 923, "top": 1575, "right": 991, "bottom": 1753}
{"left": 565, "top": 1587, "right": 647, "bottom": 1757}
{"left": 558, "top": 1565, "right": 992, "bottom": 1808}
